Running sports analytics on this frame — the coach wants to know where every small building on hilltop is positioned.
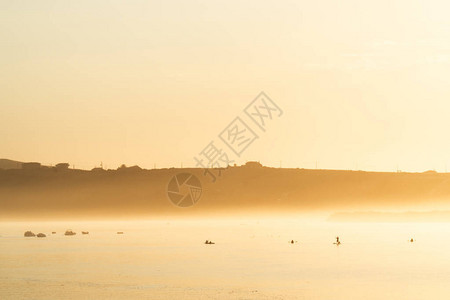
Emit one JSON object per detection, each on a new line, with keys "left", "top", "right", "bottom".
{"left": 117, "top": 165, "right": 142, "bottom": 172}
{"left": 55, "top": 163, "right": 70, "bottom": 171}
{"left": 244, "top": 161, "right": 263, "bottom": 168}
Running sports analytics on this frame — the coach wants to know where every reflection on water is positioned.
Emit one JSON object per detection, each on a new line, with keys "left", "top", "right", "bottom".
{"left": 1, "top": 218, "right": 450, "bottom": 299}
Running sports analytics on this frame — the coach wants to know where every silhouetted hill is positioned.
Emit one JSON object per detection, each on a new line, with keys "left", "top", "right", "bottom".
{"left": 0, "top": 159, "right": 23, "bottom": 170}
{"left": 1, "top": 163, "right": 450, "bottom": 219}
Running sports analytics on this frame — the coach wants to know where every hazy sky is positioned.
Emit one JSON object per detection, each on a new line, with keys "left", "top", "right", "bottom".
{"left": 2, "top": 0, "right": 450, "bottom": 171}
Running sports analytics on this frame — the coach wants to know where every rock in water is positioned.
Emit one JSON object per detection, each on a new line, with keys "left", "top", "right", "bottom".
{"left": 24, "top": 231, "right": 36, "bottom": 237}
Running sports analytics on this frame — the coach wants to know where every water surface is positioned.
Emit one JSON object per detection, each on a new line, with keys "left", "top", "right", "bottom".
{"left": 1, "top": 218, "right": 450, "bottom": 299}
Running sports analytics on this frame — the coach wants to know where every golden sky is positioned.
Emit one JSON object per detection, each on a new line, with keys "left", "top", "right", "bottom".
{"left": 1, "top": 0, "right": 450, "bottom": 171}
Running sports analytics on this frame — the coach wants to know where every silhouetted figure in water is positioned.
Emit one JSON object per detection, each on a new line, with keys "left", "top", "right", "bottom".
{"left": 410, "top": 238, "right": 414, "bottom": 243}
{"left": 335, "top": 236, "right": 341, "bottom": 245}
{"left": 205, "top": 240, "right": 215, "bottom": 244}
{"left": 205, "top": 240, "right": 209, "bottom": 244}
{"left": 291, "top": 240, "right": 294, "bottom": 244}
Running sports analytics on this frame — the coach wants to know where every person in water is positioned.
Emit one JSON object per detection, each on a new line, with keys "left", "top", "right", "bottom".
{"left": 336, "top": 236, "right": 340, "bottom": 244}
{"left": 291, "top": 240, "right": 294, "bottom": 244}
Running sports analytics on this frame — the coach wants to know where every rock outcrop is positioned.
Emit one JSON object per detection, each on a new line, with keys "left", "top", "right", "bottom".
{"left": 24, "top": 231, "right": 35, "bottom": 237}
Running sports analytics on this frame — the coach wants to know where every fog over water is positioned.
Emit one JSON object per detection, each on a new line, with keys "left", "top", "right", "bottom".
{"left": 2, "top": 217, "right": 450, "bottom": 299}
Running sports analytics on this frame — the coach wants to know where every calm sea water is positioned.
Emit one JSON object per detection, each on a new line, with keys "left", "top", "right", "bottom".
{"left": 1, "top": 218, "right": 450, "bottom": 299}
